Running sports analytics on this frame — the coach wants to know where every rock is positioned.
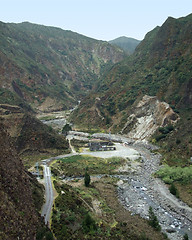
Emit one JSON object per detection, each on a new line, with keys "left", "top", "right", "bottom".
{"left": 121, "top": 95, "right": 179, "bottom": 140}
{"left": 117, "top": 180, "right": 124, "bottom": 186}
{"left": 166, "top": 228, "right": 177, "bottom": 233}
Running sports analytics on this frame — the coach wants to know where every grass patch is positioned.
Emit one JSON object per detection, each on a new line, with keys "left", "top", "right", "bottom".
{"left": 54, "top": 155, "right": 125, "bottom": 176}
{"left": 38, "top": 116, "right": 58, "bottom": 121}
{"left": 155, "top": 165, "right": 192, "bottom": 205}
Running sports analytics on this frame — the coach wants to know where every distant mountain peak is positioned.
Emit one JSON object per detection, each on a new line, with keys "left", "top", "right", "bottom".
{"left": 109, "top": 36, "right": 141, "bottom": 54}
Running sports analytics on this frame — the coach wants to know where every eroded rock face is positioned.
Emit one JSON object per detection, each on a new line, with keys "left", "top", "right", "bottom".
{"left": 121, "top": 95, "right": 179, "bottom": 140}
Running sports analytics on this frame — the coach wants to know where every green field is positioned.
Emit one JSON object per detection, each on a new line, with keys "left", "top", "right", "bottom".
{"left": 51, "top": 155, "right": 125, "bottom": 177}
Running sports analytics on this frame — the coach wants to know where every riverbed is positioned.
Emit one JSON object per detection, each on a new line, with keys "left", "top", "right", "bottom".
{"left": 40, "top": 115, "right": 192, "bottom": 240}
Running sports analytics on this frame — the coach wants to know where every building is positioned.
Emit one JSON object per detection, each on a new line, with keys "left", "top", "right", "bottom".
{"left": 88, "top": 141, "right": 116, "bottom": 151}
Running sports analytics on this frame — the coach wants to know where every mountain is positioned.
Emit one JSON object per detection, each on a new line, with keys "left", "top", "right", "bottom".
{"left": 0, "top": 122, "right": 52, "bottom": 239}
{"left": 71, "top": 14, "right": 192, "bottom": 160}
{"left": 109, "top": 36, "right": 141, "bottom": 54}
{"left": 0, "top": 21, "right": 126, "bottom": 112}
{"left": 0, "top": 104, "right": 69, "bottom": 164}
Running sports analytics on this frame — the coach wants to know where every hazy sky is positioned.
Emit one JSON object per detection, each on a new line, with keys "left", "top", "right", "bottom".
{"left": 1, "top": 0, "right": 192, "bottom": 41}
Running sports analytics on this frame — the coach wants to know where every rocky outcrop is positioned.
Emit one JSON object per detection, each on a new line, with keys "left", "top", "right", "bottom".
{"left": 121, "top": 95, "right": 179, "bottom": 140}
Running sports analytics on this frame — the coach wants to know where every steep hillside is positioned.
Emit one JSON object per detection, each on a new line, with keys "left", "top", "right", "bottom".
{"left": 0, "top": 104, "right": 69, "bottom": 165}
{"left": 109, "top": 36, "right": 140, "bottom": 54}
{"left": 0, "top": 123, "right": 52, "bottom": 239}
{"left": 71, "top": 14, "right": 192, "bottom": 158}
{"left": 0, "top": 21, "right": 126, "bottom": 112}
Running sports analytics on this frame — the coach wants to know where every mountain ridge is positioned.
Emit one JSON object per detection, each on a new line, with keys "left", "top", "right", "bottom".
{"left": 71, "top": 13, "right": 192, "bottom": 159}
{"left": 0, "top": 21, "right": 126, "bottom": 112}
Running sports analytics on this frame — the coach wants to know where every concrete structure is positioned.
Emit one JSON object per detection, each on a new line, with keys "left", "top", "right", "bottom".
{"left": 88, "top": 141, "right": 116, "bottom": 151}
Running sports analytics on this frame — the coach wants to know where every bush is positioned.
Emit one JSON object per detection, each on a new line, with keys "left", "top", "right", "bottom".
{"left": 183, "top": 233, "right": 189, "bottom": 240}
{"left": 159, "top": 127, "right": 169, "bottom": 134}
{"left": 176, "top": 139, "right": 181, "bottom": 144}
{"left": 62, "top": 124, "right": 72, "bottom": 135}
{"left": 169, "top": 183, "right": 179, "bottom": 198}
{"left": 82, "top": 213, "right": 97, "bottom": 233}
{"left": 158, "top": 125, "right": 174, "bottom": 134}
{"left": 84, "top": 171, "right": 91, "bottom": 187}
{"left": 155, "top": 134, "right": 166, "bottom": 141}
{"left": 156, "top": 165, "right": 192, "bottom": 184}
{"left": 45, "top": 232, "right": 54, "bottom": 240}
{"left": 148, "top": 206, "right": 161, "bottom": 231}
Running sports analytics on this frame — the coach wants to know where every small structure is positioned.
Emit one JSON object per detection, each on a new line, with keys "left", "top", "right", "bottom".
{"left": 88, "top": 141, "right": 115, "bottom": 151}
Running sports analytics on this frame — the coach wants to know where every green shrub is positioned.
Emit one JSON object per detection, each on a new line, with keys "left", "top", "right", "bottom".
{"left": 62, "top": 124, "right": 72, "bottom": 135}
{"left": 176, "top": 139, "right": 181, "bottom": 144}
{"left": 158, "top": 125, "right": 174, "bottom": 134}
{"left": 183, "top": 233, "right": 189, "bottom": 240}
{"left": 159, "top": 127, "right": 170, "bottom": 134}
{"left": 82, "top": 213, "right": 97, "bottom": 233}
{"left": 84, "top": 171, "right": 91, "bottom": 187}
{"left": 169, "top": 183, "right": 179, "bottom": 198}
{"left": 155, "top": 134, "right": 166, "bottom": 141}
{"left": 45, "top": 232, "right": 54, "bottom": 240}
{"left": 156, "top": 165, "right": 192, "bottom": 184}
{"left": 148, "top": 206, "right": 161, "bottom": 231}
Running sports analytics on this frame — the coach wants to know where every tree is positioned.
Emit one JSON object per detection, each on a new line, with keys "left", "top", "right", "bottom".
{"left": 62, "top": 124, "right": 72, "bottom": 136}
{"left": 84, "top": 171, "right": 91, "bottom": 187}
{"left": 169, "top": 183, "right": 179, "bottom": 198}
{"left": 148, "top": 206, "right": 161, "bottom": 231}
{"left": 183, "top": 233, "right": 189, "bottom": 240}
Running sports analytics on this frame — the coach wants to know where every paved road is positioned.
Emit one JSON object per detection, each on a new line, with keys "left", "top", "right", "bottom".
{"left": 41, "top": 165, "right": 54, "bottom": 225}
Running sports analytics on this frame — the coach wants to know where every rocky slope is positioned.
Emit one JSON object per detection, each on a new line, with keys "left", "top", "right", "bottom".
{"left": 121, "top": 95, "right": 179, "bottom": 140}
{"left": 0, "top": 122, "right": 51, "bottom": 239}
{"left": 0, "top": 21, "right": 126, "bottom": 112}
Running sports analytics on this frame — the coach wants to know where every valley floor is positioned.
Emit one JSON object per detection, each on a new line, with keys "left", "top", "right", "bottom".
{"left": 37, "top": 113, "right": 192, "bottom": 240}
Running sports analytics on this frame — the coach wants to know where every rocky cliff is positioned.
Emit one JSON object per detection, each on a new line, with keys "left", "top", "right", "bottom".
{"left": 121, "top": 95, "right": 179, "bottom": 140}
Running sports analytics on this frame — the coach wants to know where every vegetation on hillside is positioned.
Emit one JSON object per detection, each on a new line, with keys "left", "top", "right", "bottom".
{"left": 51, "top": 174, "right": 167, "bottom": 239}
{"left": 0, "top": 123, "right": 51, "bottom": 239}
{"left": 72, "top": 14, "right": 192, "bottom": 157}
{"left": 109, "top": 36, "right": 141, "bottom": 54}
{"left": 0, "top": 21, "right": 126, "bottom": 111}
{"left": 0, "top": 104, "right": 70, "bottom": 166}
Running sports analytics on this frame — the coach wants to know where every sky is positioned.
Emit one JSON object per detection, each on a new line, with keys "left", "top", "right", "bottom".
{"left": 0, "top": 0, "right": 192, "bottom": 41}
